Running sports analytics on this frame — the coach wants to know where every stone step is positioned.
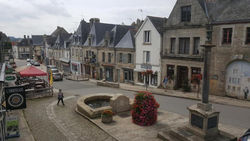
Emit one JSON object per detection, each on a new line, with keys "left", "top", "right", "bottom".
{"left": 157, "top": 131, "right": 179, "bottom": 141}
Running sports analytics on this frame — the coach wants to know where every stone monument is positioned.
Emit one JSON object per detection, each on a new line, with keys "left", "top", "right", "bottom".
{"left": 110, "top": 94, "right": 130, "bottom": 113}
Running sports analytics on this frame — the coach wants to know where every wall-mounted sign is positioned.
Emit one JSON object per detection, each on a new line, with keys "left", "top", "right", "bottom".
{"left": 5, "top": 86, "right": 26, "bottom": 110}
{"left": 6, "top": 115, "right": 20, "bottom": 138}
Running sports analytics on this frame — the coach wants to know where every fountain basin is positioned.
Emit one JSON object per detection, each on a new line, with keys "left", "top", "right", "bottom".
{"left": 76, "top": 93, "right": 133, "bottom": 119}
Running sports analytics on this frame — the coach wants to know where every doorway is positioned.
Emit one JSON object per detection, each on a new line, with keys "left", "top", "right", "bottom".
{"left": 177, "top": 66, "right": 188, "bottom": 89}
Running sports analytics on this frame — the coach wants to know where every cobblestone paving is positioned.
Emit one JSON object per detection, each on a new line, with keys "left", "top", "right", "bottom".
{"left": 24, "top": 95, "right": 115, "bottom": 141}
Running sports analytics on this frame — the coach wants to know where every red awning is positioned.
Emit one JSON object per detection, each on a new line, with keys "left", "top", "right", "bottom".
{"left": 19, "top": 66, "right": 47, "bottom": 77}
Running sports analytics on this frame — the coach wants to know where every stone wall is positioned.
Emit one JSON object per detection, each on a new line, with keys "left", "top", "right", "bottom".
{"left": 210, "top": 23, "right": 250, "bottom": 96}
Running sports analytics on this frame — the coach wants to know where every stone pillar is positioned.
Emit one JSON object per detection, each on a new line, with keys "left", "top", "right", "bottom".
{"left": 175, "top": 38, "right": 179, "bottom": 55}
{"left": 188, "top": 66, "right": 192, "bottom": 83}
{"left": 190, "top": 37, "right": 194, "bottom": 55}
{"left": 174, "top": 65, "right": 178, "bottom": 88}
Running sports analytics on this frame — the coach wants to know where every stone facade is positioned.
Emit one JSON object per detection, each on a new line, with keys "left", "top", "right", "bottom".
{"left": 210, "top": 23, "right": 250, "bottom": 96}
{"left": 161, "top": 0, "right": 207, "bottom": 92}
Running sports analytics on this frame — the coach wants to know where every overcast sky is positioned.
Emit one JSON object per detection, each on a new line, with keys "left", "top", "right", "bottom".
{"left": 0, "top": 0, "right": 177, "bottom": 38}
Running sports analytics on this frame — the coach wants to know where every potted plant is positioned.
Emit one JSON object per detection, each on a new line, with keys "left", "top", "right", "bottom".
{"left": 131, "top": 91, "right": 160, "bottom": 126}
{"left": 101, "top": 110, "right": 113, "bottom": 123}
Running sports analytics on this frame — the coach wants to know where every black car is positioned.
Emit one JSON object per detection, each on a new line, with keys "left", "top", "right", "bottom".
{"left": 239, "top": 129, "right": 250, "bottom": 141}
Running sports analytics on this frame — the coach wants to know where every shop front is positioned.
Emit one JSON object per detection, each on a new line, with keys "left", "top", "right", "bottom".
{"left": 123, "top": 68, "right": 134, "bottom": 83}
{"left": 60, "top": 58, "right": 70, "bottom": 75}
{"left": 70, "top": 60, "right": 81, "bottom": 75}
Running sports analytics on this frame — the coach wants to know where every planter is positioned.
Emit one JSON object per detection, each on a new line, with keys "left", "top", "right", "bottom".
{"left": 132, "top": 91, "right": 159, "bottom": 126}
{"left": 101, "top": 115, "right": 113, "bottom": 123}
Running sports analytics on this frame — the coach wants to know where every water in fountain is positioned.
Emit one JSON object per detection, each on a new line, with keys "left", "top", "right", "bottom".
{"left": 86, "top": 99, "right": 110, "bottom": 109}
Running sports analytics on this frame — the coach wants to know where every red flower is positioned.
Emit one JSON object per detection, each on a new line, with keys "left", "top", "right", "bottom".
{"left": 131, "top": 91, "right": 160, "bottom": 126}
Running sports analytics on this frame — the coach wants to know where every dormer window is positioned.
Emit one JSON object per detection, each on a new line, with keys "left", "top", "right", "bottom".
{"left": 104, "top": 39, "right": 109, "bottom": 46}
{"left": 181, "top": 6, "right": 191, "bottom": 22}
{"left": 88, "top": 37, "right": 91, "bottom": 46}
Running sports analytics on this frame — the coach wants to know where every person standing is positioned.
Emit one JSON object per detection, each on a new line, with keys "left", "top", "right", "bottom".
{"left": 243, "top": 87, "right": 249, "bottom": 100}
{"left": 163, "top": 76, "right": 168, "bottom": 91}
{"left": 57, "top": 89, "right": 65, "bottom": 105}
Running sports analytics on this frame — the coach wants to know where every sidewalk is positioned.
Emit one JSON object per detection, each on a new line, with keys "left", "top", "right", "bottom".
{"left": 7, "top": 110, "right": 35, "bottom": 141}
{"left": 89, "top": 79, "right": 250, "bottom": 109}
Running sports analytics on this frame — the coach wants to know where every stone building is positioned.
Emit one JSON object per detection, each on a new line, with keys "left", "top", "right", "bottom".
{"left": 207, "top": 0, "right": 250, "bottom": 99}
{"left": 162, "top": 0, "right": 250, "bottom": 99}
{"left": 134, "top": 16, "right": 166, "bottom": 87}
{"left": 32, "top": 35, "right": 44, "bottom": 63}
{"left": 45, "top": 26, "right": 71, "bottom": 70}
{"left": 69, "top": 18, "right": 136, "bottom": 82}
{"left": 17, "top": 35, "right": 33, "bottom": 59}
{"left": 82, "top": 21, "right": 135, "bottom": 82}
{"left": 162, "top": 0, "right": 207, "bottom": 92}
{"left": 70, "top": 19, "right": 90, "bottom": 75}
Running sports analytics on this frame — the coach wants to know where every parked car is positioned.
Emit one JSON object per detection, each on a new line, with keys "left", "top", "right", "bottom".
{"left": 26, "top": 58, "right": 30, "bottom": 62}
{"left": 33, "top": 62, "right": 40, "bottom": 66}
{"left": 47, "top": 65, "right": 57, "bottom": 71}
{"left": 49, "top": 68, "right": 63, "bottom": 81}
{"left": 239, "top": 129, "right": 250, "bottom": 141}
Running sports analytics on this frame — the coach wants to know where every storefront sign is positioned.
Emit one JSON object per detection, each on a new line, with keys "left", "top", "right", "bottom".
{"left": 141, "top": 64, "right": 152, "bottom": 69}
{"left": 5, "top": 86, "right": 26, "bottom": 110}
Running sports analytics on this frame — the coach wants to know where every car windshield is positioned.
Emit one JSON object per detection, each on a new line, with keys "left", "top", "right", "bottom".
{"left": 52, "top": 69, "right": 59, "bottom": 73}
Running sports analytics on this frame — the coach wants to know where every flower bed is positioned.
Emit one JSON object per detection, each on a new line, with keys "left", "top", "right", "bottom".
{"left": 132, "top": 91, "right": 159, "bottom": 126}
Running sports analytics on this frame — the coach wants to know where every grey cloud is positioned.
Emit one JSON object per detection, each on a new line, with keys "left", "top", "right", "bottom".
{"left": 28, "top": 0, "right": 71, "bottom": 17}
{"left": 0, "top": 2, "right": 39, "bottom": 22}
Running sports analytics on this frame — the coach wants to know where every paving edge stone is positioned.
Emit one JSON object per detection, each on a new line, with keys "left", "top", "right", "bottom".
{"left": 75, "top": 108, "right": 119, "bottom": 141}
{"left": 21, "top": 110, "right": 36, "bottom": 141}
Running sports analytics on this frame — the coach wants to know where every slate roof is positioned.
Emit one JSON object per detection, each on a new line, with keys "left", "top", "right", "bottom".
{"left": 198, "top": 0, "right": 250, "bottom": 24}
{"left": 32, "top": 35, "right": 44, "bottom": 46}
{"left": 73, "top": 19, "right": 90, "bottom": 45}
{"left": 47, "top": 26, "right": 71, "bottom": 49}
{"left": 115, "top": 29, "right": 136, "bottom": 49}
{"left": 98, "top": 25, "right": 134, "bottom": 47}
{"left": 17, "top": 38, "right": 32, "bottom": 46}
{"left": 51, "top": 26, "right": 69, "bottom": 37}
{"left": 148, "top": 16, "right": 167, "bottom": 34}
{"left": 84, "top": 22, "right": 115, "bottom": 46}
{"left": 0, "top": 32, "right": 8, "bottom": 42}
{"left": 53, "top": 33, "right": 71, "bottom": 49}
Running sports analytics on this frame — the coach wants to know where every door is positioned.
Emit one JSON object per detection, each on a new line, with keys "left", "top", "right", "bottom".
{"left": 106, "top": 68, "right": 113, "bottom": 82}
{"left": 100, "top": 68, "right": 103, "bottom": 80}
{"left": 117, "top": 69, "right": 120, "bottom": 82}
{"left": 177, "top": 66, "right": 188, "bottom": 89}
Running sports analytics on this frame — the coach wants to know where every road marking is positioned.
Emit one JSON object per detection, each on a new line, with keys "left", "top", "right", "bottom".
{"left": 46, "top": 96, "right": 77, "bottom": 141}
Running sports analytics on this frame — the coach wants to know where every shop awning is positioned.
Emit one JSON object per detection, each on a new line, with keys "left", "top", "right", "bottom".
{"left": 60, "top": 58, "right": 70, "bottom": 63}
{"left": 19, "top": 66, "right": 47, "bottom": 77}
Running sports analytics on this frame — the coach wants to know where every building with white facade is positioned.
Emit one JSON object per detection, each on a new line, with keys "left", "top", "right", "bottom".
{"left": 134, "top": 16, "right": 166, "bottom": 87}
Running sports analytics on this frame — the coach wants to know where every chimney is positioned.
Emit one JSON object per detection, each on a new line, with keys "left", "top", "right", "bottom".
{"left": 105, "top": 31, "right": 110, "bottom": 40}
{"left": 27, "top": 35, "right": 31, "bottom": 45}
{"left": 89, "top": 18, "right": 100, "bottom": 27}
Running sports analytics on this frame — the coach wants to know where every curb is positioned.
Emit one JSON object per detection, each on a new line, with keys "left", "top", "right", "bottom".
{"left": 65, "top": 77, "right": 89, "bottom": 82}
{"left": 88, "top": 79, "right": 250, "bottom": 109}
{"left": 75, "top": 108, "right": 119, "bottom": 141}
{"left": 21, "top": 110, "right": 36, "bottom": 141}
